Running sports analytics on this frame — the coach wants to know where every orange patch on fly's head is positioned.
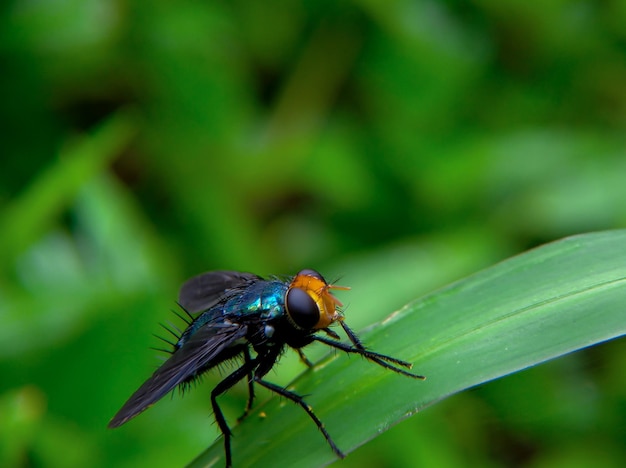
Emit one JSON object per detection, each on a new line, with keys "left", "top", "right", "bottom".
{"left": 289, "top": 272, "right": 350, "bottom": 329}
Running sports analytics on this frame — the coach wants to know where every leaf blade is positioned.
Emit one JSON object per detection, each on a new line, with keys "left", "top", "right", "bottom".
{"left": 189, "top": 230, "right": 626, "bottom": 467}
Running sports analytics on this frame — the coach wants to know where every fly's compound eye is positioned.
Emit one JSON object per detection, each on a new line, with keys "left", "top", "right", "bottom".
{"left": 296, "top": 269, "right": 327, "bottom": 284}
{"left": 285, "top": 287, "right": 320, "bottom": 329}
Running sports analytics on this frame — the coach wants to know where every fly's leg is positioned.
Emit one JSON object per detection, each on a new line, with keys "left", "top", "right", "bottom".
{"left": 254, "top": 377, "right": 346, "bottom": 460}
{"left": 296, "top": 348, "right": 314, "bottom": 368}
{"left": 337, "top": 320, "right": 424, "bottom": 370}
{"left": 338, "top": 320, "right": 366, "bottom": 349}
{"left": 321, "top": 327, "right": 341, "bottom": 340}
{"left": 211, "top": 357, "right": 258, "bottom": 468}
{"left": 296, "top": 328, "right": 340, "bottom": 369}
{"left": 313, "top": 335, "right": 425, "bottom": 380}
{"left": 237, "top": 347, "right": 256, "bottom": 423}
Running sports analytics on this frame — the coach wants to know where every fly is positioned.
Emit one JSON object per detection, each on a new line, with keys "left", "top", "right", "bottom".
{"left": 108, "top": 269, "right": 425, "bottom": 466}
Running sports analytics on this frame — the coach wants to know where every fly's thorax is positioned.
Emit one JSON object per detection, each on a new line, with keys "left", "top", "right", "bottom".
{"left": 222, "top": 280, "right": 288, "bottom": 321}
{"left": 284, "top": 269, "right": 349, "bottom": 331}
{"left": 176, "top": 281, "right": 288, "bottom": 348}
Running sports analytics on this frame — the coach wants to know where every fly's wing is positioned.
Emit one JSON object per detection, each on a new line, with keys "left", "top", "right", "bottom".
{"left": 108, "top": 322, "right": 248, "bottom": 428}
{"left": 178, "top": 271, "right": 261, "bottom": 313}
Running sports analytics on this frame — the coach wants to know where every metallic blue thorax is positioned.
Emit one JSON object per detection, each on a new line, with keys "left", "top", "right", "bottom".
{"left": 182, "top": 280, "right": 288, "bottom": 343}
{"left": 221, "top": 280, "right": 287, "bottom": 321}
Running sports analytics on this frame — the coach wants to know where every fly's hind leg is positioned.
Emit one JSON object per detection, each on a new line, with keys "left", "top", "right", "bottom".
{"left": 211, "top": 355, "right": 258, "bottom": 468}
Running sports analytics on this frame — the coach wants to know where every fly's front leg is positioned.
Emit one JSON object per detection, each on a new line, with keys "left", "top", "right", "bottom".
{"left": 337, "top": 320, "right": 423, "bottom": 369}
{"left": 338, "top": 320, "right": 366, "bottom": 349}
{"left": 313, "top": 335, "right": 425, "bottom": 379}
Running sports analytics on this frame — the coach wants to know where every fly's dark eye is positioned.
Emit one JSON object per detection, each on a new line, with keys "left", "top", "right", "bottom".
{"left": 297, "top": 269, "right": 326, "bottom": 283}
{"left": 285, "top": 287, "right": 320, "bottom": 329}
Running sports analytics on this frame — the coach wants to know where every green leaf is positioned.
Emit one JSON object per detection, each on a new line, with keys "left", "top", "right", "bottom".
{"left": 189, "top": 230, "right": 626, "bottom": 467}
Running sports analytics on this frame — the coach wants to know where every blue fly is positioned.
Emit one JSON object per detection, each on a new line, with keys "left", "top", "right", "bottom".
{"left": 109, "top": 269, "right": 424, "bottom": 466}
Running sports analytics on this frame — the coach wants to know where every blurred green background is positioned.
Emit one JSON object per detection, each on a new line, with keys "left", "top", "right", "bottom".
{"left": 1, "top": 1, "right": 625, "bottom": 467}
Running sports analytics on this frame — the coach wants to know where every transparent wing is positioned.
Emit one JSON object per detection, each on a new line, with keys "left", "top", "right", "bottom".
{"left": 178, "top": 271, "right": 260, "bottom": 313}
{"left": 108, "top": 322, "right": 248, "bottom": 428}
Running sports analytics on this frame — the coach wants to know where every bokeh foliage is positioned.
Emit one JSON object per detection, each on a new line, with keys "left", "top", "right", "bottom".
{"left": 0, "top": 1, "right": 624, "bottom": 467}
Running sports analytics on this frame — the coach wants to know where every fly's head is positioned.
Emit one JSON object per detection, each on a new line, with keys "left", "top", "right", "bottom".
{"left": 285, "top": 269, "right": 350, "bottom": 331}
